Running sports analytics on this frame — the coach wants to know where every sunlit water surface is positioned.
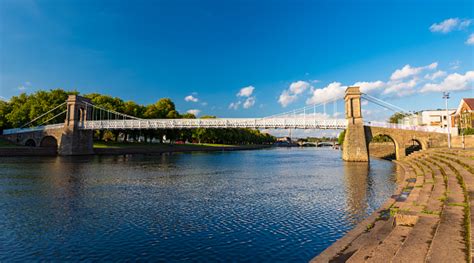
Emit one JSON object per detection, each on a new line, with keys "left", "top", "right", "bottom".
{"left": 0, "top": 148, "right": 396, "bottom": 262}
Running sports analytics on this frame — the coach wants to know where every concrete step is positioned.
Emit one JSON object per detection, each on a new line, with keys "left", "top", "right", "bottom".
{"left": 426, "top": 206, "right": 467, "bottom": 263}
{"left": 430, "top": 156, "right": 465, "bottom": 204}
{"left": 365, "top": 225, "right": 413, "bottom": 262}
{"left": 392, "top": 216, "right": 440, "bottom": 263}
{"left": 345, "top": 218, "right": 396, "bottom": 263}
{"left": 419, "top": 158, "right": 446, "bottom": 215}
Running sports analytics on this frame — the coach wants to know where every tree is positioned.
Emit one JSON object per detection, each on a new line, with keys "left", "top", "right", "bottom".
{"left": 0, "top": 99, "right": 11, "bottom": 130}
{"left": 338, "top": 130, "right": 346, "bottom": 145}
{"left": 389, "top": 112, "right": 408, "bottom": 124}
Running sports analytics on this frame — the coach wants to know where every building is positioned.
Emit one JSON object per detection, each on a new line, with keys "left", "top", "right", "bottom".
{"left": 400, "top": 109, "right": 456, "bottom": 128}
{"left": 452, "top": 98, "right": 474, "bottom": 130}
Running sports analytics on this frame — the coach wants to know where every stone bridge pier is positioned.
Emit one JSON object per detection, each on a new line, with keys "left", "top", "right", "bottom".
{"left": 58, "top": 95, "right": 94, "bottom": 155}
{"left": 342, "top": 87, "right": 447, "bottom": 162}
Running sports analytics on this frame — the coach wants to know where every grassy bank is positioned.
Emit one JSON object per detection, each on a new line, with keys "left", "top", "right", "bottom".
{"left": 93, "top": 141, "right": 239, "bottom": 149}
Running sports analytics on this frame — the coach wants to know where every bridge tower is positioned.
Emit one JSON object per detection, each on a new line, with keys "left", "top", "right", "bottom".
{"left": 342, "top": 87, "right": 369, "bottom": 162}
{"left": 58, "top": 95, "right": 94, "bottom": 155}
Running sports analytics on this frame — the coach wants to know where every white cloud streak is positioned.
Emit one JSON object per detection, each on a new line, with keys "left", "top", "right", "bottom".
{"left": 429, "top": 18, "right": 472, "bottom": 33}
{"left": 466, "top": 33, "right": 474, "bottom": 45}
{"left": 237, "top": 86, "right": 255, "bottom": 97}
{"left": 184, "top": 95, "right": 199, "bottom": 102}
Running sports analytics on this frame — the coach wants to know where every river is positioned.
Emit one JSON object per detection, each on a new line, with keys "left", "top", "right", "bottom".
{"left": 0, "top": 147, "right": 396, "bottom": 262}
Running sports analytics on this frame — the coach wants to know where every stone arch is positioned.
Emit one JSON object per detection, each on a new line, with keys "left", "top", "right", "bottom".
{"left": 40, "top": 136, "right": 58, "bottom": 148}
{"left": 25, "top": 139, "right": 36, "bottom": 147}
{"left": 365, "top": 127, "right": 406, "bottom": 160}
{"left": 368, "top": 132, "right": 400, "bottom": 160}
{"left": 406, "top": 137, "right": 428, "bottom": 150}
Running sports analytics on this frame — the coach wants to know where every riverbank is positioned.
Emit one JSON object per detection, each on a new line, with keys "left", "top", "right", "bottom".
{"left": 0, "top": 141, "right": 271, "bottom": 156}
{"left": 312, "top": 147, "right": 474, "bottom": 262}
{"left": 93, "top": 142, "right": 271, "bottom": 155}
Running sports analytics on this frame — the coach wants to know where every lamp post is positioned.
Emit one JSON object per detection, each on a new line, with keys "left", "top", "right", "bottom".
{"left": 443, "top": 92, "right": 451, "bottom": 148}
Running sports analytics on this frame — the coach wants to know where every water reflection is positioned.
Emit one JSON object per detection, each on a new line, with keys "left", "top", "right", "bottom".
{"left": 0, "top": 148, "right": 395, "bottom": 262}
{"left": 343, "top": 162, "right": 370, "bottom": 224}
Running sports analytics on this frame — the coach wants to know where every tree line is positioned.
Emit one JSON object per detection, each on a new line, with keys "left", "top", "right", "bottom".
{"left": 0, "top": 89, "right": 275, "bottom": 145}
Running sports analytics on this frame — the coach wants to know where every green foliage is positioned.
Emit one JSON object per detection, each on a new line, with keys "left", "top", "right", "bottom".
{"left": 4, "top": 89, "right": 76, "bottom": 129}
{"left": 338, "top": 130, "right": 346, "bottom": 145}
{"left": 388, "top": 112, "right": 409, "bottom": 124}
{"left": 462, "top": 128, "right": 474, "bottom": 135}
{"left": 371, "top": 134, "right": 393, "bottom": 143}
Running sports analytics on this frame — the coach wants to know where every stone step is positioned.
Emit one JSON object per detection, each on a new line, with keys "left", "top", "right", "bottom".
{"left": 430, "top": 156, "right": 465, "bottom": 204}
{"left": 365, "top": 225, "right": 413, "bottom": 262}
{"left": 433, "top": 152, "right": 474, "bottom": 175}
{"left": 419, "top": 158, "right": 446, "bottom": 214}
{"left": 427, "top": 154, "right": 473, "bottom": 259}
{"left": 426, "top": 206, "right": 467, "bottom": 263}
{"left": 410, "top": 159, "right": 435, "bottom": 211}
{"left": 345, "top": 218, "right": 396, "bottom": 263}
{"left": 392, "top": 216, "right": 440, "bottom": 263}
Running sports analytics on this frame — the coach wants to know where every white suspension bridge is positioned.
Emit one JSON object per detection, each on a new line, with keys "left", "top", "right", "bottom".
{"left": 2, "top": 92, "right": 448, "bottom": 135}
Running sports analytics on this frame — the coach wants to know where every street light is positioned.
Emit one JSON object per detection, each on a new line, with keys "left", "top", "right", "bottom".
{"left": 442, "top": 92, "right": 451, "bottom": 148}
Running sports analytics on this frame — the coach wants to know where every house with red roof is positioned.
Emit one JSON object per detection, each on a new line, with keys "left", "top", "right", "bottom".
{"left": 452, "top": 98, "right": 474, "bottom": 130}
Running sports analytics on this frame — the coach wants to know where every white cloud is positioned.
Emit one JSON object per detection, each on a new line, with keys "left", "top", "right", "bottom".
{"left": 306, "top": 82, "right": 346, "bottom": 105}
{"left": 383, "top": 78, "right": 419, "bottom": 96}
{"left": 450, "top": 60, "right": 461, "bottom": 70}
{"left": 229, "top": 86, "right": 256, "bottom": 110}
{"left": 424, "top": 70, "right": 447, "bottom": 80}
{"left": 186, "top": 109, "right": 201, "bottom": 116}
{"left": 466, "top": 33, "right": 474, "bottom": 45}
{"left": 420, "top": 71, "right": 474, "bottom": 93}
{"left": 278, "top": 90, "right": 298, "bottom": 108}
{"left": 390, "top": 62, "right": 437, "bottom": 81}
{"left": 278, "top": 80, "right": 311, "bottom": 107}
{"left": 289, "top": 80, "right": 310, "bottom": 95}
{"left": 184, "top": 95, "right": 199, "bottom": 102}
{"left": 354, "top": 80, "right": 385, "bottom": 93}
{"left": 17, "top": 81, "right": 32, "bottom": 91}
{"left": 430, "top": 18, "right": 472, "bottom": 33}
{"left": 237, "top": 86, "right": 255, "bottom": 97}
{"left": 228, "top": 101, "right": 241, "bottom": 110}
{"left": 243, "top": 97, "right": 256, "bottom": 109}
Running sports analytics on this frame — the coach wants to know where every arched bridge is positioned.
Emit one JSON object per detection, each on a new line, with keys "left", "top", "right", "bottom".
{"left": 1, "top": 87, "right": 448, "bottom": 160}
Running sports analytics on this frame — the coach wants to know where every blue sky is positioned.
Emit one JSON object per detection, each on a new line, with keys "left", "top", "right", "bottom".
{"left": 0, "top": 0, "right": 473, "bottom": 124}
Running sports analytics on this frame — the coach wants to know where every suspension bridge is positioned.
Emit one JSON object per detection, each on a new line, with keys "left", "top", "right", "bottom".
{"left": 1, "top": 87, "right": 448, "bottom": 160}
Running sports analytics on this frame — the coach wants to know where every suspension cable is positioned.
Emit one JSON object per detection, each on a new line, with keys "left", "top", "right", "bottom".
{"left": 264, "top": 96, "right": 342, "bottom": 119}
{"left": 37, "top": 110, "right": 67, "bottom": 126}
{"left": 20, "top": 102, "right": 67, "bottom": 128}
{"left": 361, "top": 93, "right": 408, "bottom": 113}
{"left": 83, "top": 101, "right": 142, "bottom": 120}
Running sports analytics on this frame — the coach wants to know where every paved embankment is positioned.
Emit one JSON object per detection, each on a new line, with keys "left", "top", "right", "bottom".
{"left": 312, "top": 148, "right": 474, "bottom": 263}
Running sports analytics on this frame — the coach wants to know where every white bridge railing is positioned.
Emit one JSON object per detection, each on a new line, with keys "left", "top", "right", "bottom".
{"left": 2, "top": 119, "right": 451, "bottom": 135}
{"left": 366, "top": 121, "right": 448, "bottom": 134}
{"left": 2, "top": 123, "right": 64, "bottom": 135}
{"left": 80, "top": 118, "right": 348, "bottom": 130}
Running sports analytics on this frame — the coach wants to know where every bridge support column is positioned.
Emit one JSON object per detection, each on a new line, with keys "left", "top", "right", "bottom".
{"left": 58, "top": 95, "right": 94, "bottom": 155}
{"left": 342, "top": 87, "right": 369, "bottom": 162}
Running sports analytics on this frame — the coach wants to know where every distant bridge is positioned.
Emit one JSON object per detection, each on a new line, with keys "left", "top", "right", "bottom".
{"left": 1, "top": 87, "right": 448, "bottom": 160}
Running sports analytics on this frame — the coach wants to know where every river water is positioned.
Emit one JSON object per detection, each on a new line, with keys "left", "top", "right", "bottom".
{"left": 0, "top": 148, "right": 396, "bottom": 262}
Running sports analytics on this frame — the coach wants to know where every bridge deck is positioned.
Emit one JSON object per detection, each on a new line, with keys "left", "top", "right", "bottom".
{"left": 79, "top": 118, "right": 348, "bottom": 130}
